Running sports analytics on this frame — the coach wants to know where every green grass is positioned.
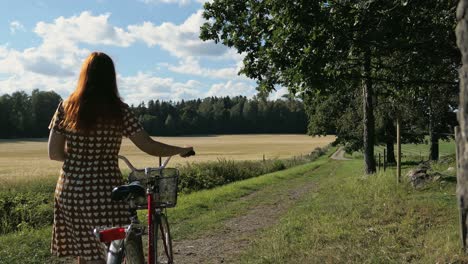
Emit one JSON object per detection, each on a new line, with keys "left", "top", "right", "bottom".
{"left": 239, "top": 156, "right": 465, "bottom": 263}
{"left": 0, "top": 149, "right": 334, "bottom": 264}
{"left": 374, "top": 139, "right": 455, "bottom": 158}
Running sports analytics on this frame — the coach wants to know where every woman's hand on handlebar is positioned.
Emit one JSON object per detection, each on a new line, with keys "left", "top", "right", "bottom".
{"left": 180, "top": 146, "right": 195, "bottom": 158}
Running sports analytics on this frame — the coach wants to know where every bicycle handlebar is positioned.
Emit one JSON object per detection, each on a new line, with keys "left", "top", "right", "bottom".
{"left": 118, "top": 150, "right": 196, "bottom": 172}
{"left": 118, "top": 155, "right": 172, "bottom": 172}
{"left": 182, "top": 150, "right": 196, "bottom": 157}
{"left": 118, "top": 155, "right": 138, "bottom": 171}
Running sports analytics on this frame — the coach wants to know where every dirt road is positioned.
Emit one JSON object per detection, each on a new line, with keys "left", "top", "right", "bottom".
{"left": 171, "top": 167, "right": 321, "bottom": 263}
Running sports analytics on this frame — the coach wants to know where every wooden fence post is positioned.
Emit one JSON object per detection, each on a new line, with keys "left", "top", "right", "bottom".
{"left": 383, "top": 149, "right": 386, "bottom": 172}
{"left": 378, "top": 153, "right": 381, "bottom": 171}
{"left": 397, "top": 117, "right": 401, "bottom": 183}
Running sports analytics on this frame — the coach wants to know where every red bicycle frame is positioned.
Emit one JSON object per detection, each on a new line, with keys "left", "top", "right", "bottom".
{"left": 148, "top": 192, "right": 155, "bottom": 264}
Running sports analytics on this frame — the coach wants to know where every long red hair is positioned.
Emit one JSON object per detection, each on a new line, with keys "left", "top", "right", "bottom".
{"left": 64, "top": 52, "right": 124, "bottom": 132}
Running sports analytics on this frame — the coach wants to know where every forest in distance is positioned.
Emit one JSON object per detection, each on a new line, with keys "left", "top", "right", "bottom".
{"left": 0, "top": 89, "right": 307, "bottom": 138}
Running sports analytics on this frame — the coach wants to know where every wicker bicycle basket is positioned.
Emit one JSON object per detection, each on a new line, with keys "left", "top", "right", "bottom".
{"left": 127, "top": 167, "right": 179, "bottom": 208}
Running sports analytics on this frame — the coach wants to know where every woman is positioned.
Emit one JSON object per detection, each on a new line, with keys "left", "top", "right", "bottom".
{"left": 48, "top": 52, "right": 194, "bottom": 264}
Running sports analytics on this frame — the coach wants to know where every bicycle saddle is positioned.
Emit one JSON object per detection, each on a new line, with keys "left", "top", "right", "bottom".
{"left": 111, "top": 181, "right": 146, "bottom": 201}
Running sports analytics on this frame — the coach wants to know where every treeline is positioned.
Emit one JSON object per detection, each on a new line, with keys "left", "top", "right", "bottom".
{"left": 0, "top": 90, "right": 307, "bottom": 138}
{"left": 0, "top": 90, "right": 62, "bottom": 138}
{"left": 133, "top": 95, "right": 306, "bottom": 135}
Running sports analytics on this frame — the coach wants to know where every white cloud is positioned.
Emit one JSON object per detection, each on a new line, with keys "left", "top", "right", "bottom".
{"left": 0, "top": 41, "right": 88, "bottom": 77}
{"left": 1, "top": 10, "right": 237, "bottom": 79}
{"left": 128, "top": 10, "right": 226, "bottom": 58}
{"left": 206, "top": 81, "right": 256, "bottom": 98}
{"left": 0, "top": 70, "right": 206, "bottom": 104}
{"left": 0, "top": 71, "right": 75, "bottom": 97}
{"left": 0, "top": 11, "right": 132, "bottom": 79}
{"left": 166, "top": 57, "right": 243, "bottom": 79}
{"left": 34, "top": 11, "right": 134, "bottom": 47}
{"left": 118, "top": 72, "right": 203, "bottom": 103}
{"left": 9, "top": 21, "right": 25, "bottom": 34}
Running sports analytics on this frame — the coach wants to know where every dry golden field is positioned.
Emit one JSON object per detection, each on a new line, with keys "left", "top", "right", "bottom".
{"left": 0, "top": 134, "right": 334, "bottom": 187}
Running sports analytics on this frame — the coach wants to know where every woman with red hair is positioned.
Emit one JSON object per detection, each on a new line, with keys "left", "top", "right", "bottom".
{"left": 48, "top": 52, "right": 193, "bottom": 264}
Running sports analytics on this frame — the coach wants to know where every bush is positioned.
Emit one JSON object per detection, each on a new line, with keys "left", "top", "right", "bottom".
{"left": 0, "top": 191, "right": 53, "bottom": 234}
{"left": 178, "top": 146, "right": 328, "bottom": 194}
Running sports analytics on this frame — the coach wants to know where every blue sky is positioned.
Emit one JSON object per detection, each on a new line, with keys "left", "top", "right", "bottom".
{"left": 0, "top": 0, "right": 287, "bottom": 104}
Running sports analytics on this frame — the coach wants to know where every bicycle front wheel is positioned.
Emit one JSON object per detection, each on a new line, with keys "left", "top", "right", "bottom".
{"left": 151, "top": 213, "right": 173, "bottom": 264}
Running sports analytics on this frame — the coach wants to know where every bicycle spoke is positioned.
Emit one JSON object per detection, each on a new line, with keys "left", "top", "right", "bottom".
{"left": 157, "top": 214, "right": 173, "bottom": 264}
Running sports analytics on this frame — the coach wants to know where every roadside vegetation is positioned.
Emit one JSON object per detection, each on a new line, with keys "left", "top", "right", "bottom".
{"left": 240, "top": 154, "right": 463, "bottom": 263}
{"left": 0, "top": 147, "right": 327, "bottom": 235}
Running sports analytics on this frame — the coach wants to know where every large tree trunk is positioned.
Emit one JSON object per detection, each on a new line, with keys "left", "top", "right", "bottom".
{"left": 429, "top": 125, "right": 440, "bottom": 161}
{"left": 386, "top": 138, "right": 396, "bottom": 164}
{"left": 455, "top": 0, "right": 468, "bottom": 250}
{"left": 363, "top": 49, "right": 376, "bottom": 174}
{"left": 428, "top": 95, "right": 439, "bottom": 161}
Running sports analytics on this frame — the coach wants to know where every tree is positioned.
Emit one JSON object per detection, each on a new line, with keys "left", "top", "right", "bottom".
{"left": 201, "top": 0, "right": 458, "bottom": 174}
{"left": 10, "top": 91, "right": 33, "bottom": 137}
{"left": 139, "top": 114, "right": 158, "bottom": 134}
{"left": 242, "top": 99, "right": 259, "bottom": 132}
{"left": 0, "top": 94, "right": 14, "bottom": 138}
{"left": 164, "top": 114, "right": 177, "bottom": 134}
{"left": 455, "top": 0, "right": 468, "bottom": 250}
{"left": 30, "top": 89, "right": 62, "bottom": 137}
{"left": 200, "top": 1, "right": 384, "bottom": 173}
{"left": 229, "top": 100, "right": 244, "bottom": 133}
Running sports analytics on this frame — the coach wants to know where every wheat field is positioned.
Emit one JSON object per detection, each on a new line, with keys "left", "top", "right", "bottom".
{"left": 0, "top": 134, "right": 335, "bottom": 187}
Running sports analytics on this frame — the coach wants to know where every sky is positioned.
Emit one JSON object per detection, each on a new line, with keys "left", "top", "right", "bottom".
{"left": 0, "top": 0, "right": 287, "bottom": 104}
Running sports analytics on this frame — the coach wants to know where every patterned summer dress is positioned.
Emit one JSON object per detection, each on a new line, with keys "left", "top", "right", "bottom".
{"left": 49, "top": 102, "right": 143, "bottom": 261}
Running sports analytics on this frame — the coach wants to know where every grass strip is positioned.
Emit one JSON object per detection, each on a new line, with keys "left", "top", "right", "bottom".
{"left": 239, "top": 158, "right": 466, "bottom": 263}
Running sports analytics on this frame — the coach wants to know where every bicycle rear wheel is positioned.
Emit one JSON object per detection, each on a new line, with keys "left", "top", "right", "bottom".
{"left": 106, "top": 231, "right": 144, "bottom": 264}
{"left": 151, "top": 213, "right": 173, "bottom": 264}
{"left": 123, "top": 231, "right": 144, "bottom": 264}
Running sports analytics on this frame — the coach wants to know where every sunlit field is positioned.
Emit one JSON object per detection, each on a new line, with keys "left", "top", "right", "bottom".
{"left": 0, "top": 134, "right": 335, "bottom": 188}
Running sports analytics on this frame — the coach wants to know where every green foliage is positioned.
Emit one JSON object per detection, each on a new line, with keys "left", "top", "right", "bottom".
{"left": 178, "top": 147, "right": 326, "bottom": 193}
{"left": 0, "top": 89, "right": 61, "bottom": 138}
{"left": 0, "top": 191, "right": 53, "bottom": 235}
{"left": 200, "top": 0, "right": 458, "bottom": 172}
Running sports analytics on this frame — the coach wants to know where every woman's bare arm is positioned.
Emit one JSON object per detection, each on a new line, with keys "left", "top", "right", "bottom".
{"left": 129, "top": 130, "right": 193, "bottom": 157}
{"left": 48, "top": 131, "right": 67, "bottom": 162}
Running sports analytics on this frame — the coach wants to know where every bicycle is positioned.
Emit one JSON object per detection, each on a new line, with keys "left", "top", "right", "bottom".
{"left": 94, "top": 151, "right": 194, "bottom": 264}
